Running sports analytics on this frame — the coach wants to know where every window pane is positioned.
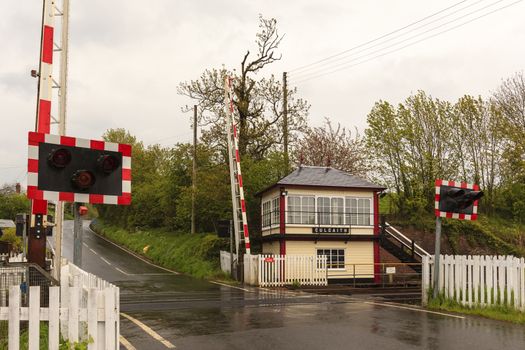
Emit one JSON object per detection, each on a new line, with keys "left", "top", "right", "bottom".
{"left": 317, "top": 249, "right": 345, "bottom": 270}
{"left": 272, "top": 198, "right": 280, "bottom": 226}
{"left": 301, "top": 196, "right": 315, "bottom": 224}
{"left": 346, "top": 198, "right": 357, "bottom": 225}
{"left": 331, "top": 198, "right": 344, "bottom": 225}
{"left": 287, "top": 196, "right": 299, "bottom": 224}
{"left": 358, "top": 199, "right": 371, "bottom": 226}
{"left": 318, "top": 197, "right": 331, "bottom": 225}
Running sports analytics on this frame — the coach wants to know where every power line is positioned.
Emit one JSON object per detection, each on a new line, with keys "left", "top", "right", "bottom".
{"left": 290, "top": 0, "right": 506, "bottom": 82}
{"left": 289, "top": 0, "right": 468, "bottom": 74}
{"left": 290, "top": 0, "right": 522, "bottom": 84}
{"left": 290, "top": 0, "right": 488, "bottom": 79}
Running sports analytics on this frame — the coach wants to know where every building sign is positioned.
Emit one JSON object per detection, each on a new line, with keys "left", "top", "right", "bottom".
{"left": 312, "top": 227, "right": 349, "bottom": 234}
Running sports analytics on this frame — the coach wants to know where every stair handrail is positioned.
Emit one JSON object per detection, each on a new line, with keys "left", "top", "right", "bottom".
{"left": 383, "top": 222, "right": 430, "bottom": 258}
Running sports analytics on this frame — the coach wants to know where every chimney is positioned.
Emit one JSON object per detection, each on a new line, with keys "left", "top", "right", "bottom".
{"left": 15, "top": 183, "right": 21, "bottom": 194}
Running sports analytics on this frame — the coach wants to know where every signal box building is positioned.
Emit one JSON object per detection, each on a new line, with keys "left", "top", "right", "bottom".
{"left": 257, "top": 166, "right": 385, "bottom": 281}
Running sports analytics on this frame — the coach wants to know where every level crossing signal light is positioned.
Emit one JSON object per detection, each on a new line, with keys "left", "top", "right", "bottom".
{"left": 435, "top": 180, "right": 483, "bottom": 220}
{"left": 27, "top": 132, "right": 132, "bottom": 205}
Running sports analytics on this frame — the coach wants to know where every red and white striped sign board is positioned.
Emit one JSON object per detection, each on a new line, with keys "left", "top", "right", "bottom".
{"left": 27, "top": 132, "right": 132, "bottom": 205}
{"left": 435, "top": 179, "right": 479, "bottom": 220}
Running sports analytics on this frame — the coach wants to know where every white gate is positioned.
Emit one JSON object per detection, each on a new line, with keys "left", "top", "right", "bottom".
{"left": 258, "top": 254, "right": 327, "bottom": 287}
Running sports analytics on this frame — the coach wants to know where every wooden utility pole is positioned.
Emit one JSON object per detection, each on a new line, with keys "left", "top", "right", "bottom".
{"left": 282, "top": 72, "right": 289, "bottom": 172}
{"left": 191, "top": 105, "right": 197, "bottom": 234}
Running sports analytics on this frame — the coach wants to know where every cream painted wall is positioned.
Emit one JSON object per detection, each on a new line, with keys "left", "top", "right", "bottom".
{"left": 263, "top": 240, "right": 374, "bottom": 278}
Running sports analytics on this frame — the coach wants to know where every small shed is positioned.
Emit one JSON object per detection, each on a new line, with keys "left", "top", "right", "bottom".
{"left": 257, "top": 166, "right": 385, "bottom": 282}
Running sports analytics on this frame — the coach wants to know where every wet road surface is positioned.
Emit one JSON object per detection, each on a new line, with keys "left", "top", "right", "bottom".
{"left": 58, "top": 221, "right": 525, "bottom": 350}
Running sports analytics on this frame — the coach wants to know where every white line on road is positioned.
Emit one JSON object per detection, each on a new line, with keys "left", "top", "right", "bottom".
{"left": 82, "top": 242, "right": 89, "bottom": 248}
{"left": 120, "top": 335, "right": 137, "bottom": 350}
{"left": 364, "top": 301, "right": 465, "bottom": 319}
{"left": 87, "top": 226, "right": 180, "bottom": 275}
{"left": 89, "top": 248, "right": 98, "bottom": 255}
{"left": 209, "top": 281, "right": 251, "bottom": 292}
{"left": 116, "top": 267, "right": 130, "bottom": 276}
{"left": 121, "top": 312, "right": 176, "bottom": 349}
{"left": 100, "top": 257, "right": 112, "bottom": 265}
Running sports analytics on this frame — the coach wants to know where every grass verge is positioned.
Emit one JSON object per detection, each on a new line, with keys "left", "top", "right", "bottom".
{"left": 427, "top": 297, "right": 525, "bottom": 324}
{"left": 90, "top": 219, "right": 229, "bottom": 279}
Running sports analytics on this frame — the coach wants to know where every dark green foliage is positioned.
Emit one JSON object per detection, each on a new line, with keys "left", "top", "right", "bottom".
{"left": 0, "top": 193, "right": 30, "bottom": 221}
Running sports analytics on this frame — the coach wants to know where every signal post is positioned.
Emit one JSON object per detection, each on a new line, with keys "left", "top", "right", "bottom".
{"left": 433, "top": 179, "right": 484, "bottom": 298}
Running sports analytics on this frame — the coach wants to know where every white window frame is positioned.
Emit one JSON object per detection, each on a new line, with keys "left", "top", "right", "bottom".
{"left": 262, "top": 196, "right": 280, "bottom": 228}
{"left": 287, "top": 195, "right": 316, "bottom": 225}
{"left": 271, "top": 197, "right": 280, "bottom": 227}
{"left": 316, "top": 248, "right": 346, "bottom": 270}
{"left": 345, "top": 197, "right": 373, "bottom": 227}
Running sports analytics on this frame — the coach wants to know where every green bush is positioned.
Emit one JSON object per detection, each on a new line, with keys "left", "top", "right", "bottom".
{"left": 0, "top": 228, "right": 21, "bottom": 252}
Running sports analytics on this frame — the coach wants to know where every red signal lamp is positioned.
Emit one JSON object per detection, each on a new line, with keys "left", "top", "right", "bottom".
{"left": 97, "top": 154, "right": 120, "bottom": 174}
{"left": 48, "top": 148, "right": 72, "bottom": 168}
{"left": 71, "top": 170, "right": 96, "bottom": 190}
{"left": 78, "top": 206, "right": 88, "bottom": 216}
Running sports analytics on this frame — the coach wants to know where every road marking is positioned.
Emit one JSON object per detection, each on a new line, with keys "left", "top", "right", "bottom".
{"left": 89, "top": 248, "right": 98, "bottom": 255}
{"left": 116, "top": 267, "right": 130, "bottom": 276}
{"left": 120, "top": 335, "right": 136, "bottom": 350}
{"left": 364, "top": 301, "right": 465, "bottom": 319}
{"left": 100, "top": 257, "right": 111, "bottom": 265}
{"left": 210, "top": 281, "right": 250, "bottom": 292}
{"left": 121, "top": 312, "right": 176, "bottom": 349}
{"left": 82, "top": 242, "right": 89, "bottom": 248}
{"left": 88, "top": 226, "right": 180, "bottom": 275}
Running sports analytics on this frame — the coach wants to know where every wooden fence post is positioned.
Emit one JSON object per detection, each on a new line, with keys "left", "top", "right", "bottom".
{"left": 48, "top": 287, "right": 60, "bottom": 350}
{"left": 28, "top": 286, "right": 41, "bottom": 350}
{"left": 8, "top": 286, "right": 20, "bottom": 350}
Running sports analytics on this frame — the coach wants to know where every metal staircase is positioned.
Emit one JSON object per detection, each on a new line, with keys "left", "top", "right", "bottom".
{"left": 379, "top": 221, "right": 430, "bottom": 273}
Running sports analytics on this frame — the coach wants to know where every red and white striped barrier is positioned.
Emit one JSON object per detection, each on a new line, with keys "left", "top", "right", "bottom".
{"left": 226, "top": 77, "right": 251, "bottom": 254}
{"left": 32, "top": 0, "right": 56, "bottom": 214}
{"left": 37, "top": 0, "right": 55, "bottom": 134}
{"left": 435, "top": 179, "right": 479, "bottom": 220}
{"left": 27, "top": 132, "right": 132, "bottom": 205}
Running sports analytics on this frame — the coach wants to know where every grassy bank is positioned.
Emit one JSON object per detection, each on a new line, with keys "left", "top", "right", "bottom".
{"left": 428, "top": 297, "right": 525, "bottom": 324}
{"left": 90, "top": 220, "right": 228, "bottom": 279}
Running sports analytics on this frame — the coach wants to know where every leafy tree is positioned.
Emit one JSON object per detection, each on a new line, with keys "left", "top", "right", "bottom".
{"left": 0, "top": 193, "right": 30, "bottom": 221}
{"left": 178, "top": 15, "right": 309, "bottom": 160}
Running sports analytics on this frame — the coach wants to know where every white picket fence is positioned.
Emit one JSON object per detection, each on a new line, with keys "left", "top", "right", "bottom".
{"left": 258, "top": 254, "right": 327, "bottom": 287}
{"left": 422, "top": 255, "right": 525, "bottom": 311}
{"left": 0, "top": 260, "right": 119, "bottom": 350}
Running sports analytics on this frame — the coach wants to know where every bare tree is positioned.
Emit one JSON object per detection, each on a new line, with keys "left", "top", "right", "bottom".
{"left": 293, "top": 118, "right": 372, "bottom": 177}
{"left": 178, "top": 15, "right": 309, "bottom": 159}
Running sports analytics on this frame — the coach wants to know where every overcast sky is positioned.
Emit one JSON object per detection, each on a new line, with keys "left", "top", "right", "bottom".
{"left": 1, "top": 0, "right": 524, "bottom": 186}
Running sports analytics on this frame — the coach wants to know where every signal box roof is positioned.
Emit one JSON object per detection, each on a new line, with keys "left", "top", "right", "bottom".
{"left": 257, "top": 166, "right": 386, "bottom": 196}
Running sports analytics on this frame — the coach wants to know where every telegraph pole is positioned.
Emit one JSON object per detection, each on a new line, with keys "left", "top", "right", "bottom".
{"left": 191, "top": 105, "right": 197, "bottom": 234}
{"left": 282, "top": 72, "right": 289, "bottom": 172}
{"left": 54, "top": 0, "right": 70, "bottom": 279}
